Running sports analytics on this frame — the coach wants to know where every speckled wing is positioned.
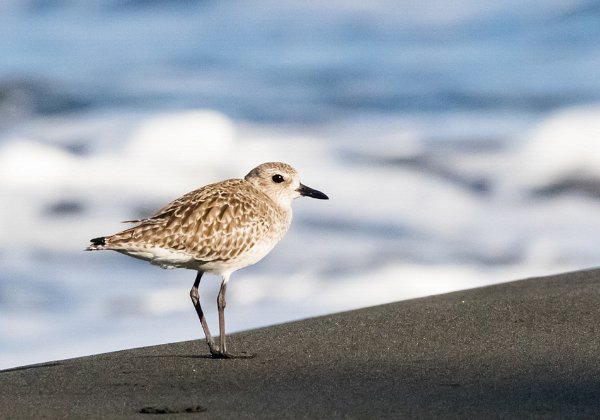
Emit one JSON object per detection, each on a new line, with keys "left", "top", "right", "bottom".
{"left": 105, "top": 179, "right": 275, "bottom": 262}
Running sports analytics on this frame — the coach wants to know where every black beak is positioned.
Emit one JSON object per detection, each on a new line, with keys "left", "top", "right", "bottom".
{"left": 297, "top": 183, "right": 329, "bottom": 200}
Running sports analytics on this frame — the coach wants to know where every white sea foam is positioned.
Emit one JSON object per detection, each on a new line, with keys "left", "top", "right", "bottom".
{"left": 125, "top": 110, "right": 236, "bottom": 177}
{"left": 514, "top": 106, "right": 600, "bottom": 189}
{"left": 1, "top": 105, "right": 600, "bottom": 369}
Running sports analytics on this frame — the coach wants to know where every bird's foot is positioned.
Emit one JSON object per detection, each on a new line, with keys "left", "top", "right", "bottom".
{"left": 207, "top": 341, "right": 221, "bottom": 357}
{"left": 206, "top": 339, "right": 254, "bottom": 359}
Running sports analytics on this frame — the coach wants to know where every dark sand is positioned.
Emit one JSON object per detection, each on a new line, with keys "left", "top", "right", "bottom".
{"left": 2, "top": 268, "right": 600, "bottom": 419}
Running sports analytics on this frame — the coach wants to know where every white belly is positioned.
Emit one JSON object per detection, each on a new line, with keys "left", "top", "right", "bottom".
{"left": 116, "top": 235, "right": 281, "bottom": 275}
{"left": 197, "top": 238, "right": 280, "bottom": 275}
{"left": 117, "top": 247, "right": 196, "bottom": 269}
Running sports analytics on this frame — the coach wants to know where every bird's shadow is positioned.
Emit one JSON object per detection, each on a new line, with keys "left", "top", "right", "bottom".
{"left": 138, "top": 353, "right": 256, "bottom": 360}
{"left": 139, "top": 354, "right": 216, "bottom": 360}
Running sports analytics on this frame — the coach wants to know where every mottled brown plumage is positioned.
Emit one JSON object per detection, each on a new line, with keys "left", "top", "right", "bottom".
{"left": 87, "top": 162, "right": 328, "bottom": 358}
{"left": 101, "top": 179, "right": 285, "bottom": 267}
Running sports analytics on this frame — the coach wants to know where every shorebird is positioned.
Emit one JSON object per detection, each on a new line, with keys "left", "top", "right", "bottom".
{"left": 86, "top": 162, "right": 328, "bottom": 358}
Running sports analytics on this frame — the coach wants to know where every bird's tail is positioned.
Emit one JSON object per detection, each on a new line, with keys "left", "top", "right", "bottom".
{"left": 85, "top": 236, "right": 107, "bottom": 251}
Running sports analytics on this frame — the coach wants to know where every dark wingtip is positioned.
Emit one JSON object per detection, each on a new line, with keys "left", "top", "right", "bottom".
{"left": 90, "top": 237, "right": 106, "bottom": 246}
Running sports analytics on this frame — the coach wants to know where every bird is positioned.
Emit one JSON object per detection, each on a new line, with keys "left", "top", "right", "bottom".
{"left": 86, "top": 162, "right": 328, "bottom": 358}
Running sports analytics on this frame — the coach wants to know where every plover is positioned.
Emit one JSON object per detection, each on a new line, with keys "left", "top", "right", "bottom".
{"left": 86, "top": 162, "right": 328, "bottom": 358}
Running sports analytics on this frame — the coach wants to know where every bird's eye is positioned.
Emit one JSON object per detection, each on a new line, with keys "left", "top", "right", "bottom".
{"left": 272, "top": 174, "right": 284, "bottom": 183}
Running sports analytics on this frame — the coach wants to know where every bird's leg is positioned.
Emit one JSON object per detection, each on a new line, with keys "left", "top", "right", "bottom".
{"left": 190, "top": 271, "right": 219, "bottom": 356}
{"left": 216, "top": 275, "right": 229, "bottom": 356}
{"left": 214, "top": 274, "right": 254, "bottom": 359}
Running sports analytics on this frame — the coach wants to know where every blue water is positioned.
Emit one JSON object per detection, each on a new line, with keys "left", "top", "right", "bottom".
{"left": 2, "top": 1, "right": 599, "bottom": 124}
{"left": 1, "top": 0, "right": 600, "bottom": 369}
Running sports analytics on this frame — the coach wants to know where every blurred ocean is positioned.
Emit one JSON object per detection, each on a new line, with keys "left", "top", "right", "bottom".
{"left": 1, "top": 0, "right": 600, "bottom": 369}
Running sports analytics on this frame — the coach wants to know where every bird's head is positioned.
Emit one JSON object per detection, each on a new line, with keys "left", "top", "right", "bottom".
{"left": 244, "top": 162, "right": 328, "bottom": 208}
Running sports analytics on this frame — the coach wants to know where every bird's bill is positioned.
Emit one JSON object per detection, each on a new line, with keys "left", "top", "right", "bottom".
{"left": 297, "top": 183, "right": 329, "bottom": 200}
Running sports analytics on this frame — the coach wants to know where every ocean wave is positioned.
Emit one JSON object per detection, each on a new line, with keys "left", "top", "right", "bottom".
{"left": 514, "top": 106, "right": 600, "bottom": 196}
